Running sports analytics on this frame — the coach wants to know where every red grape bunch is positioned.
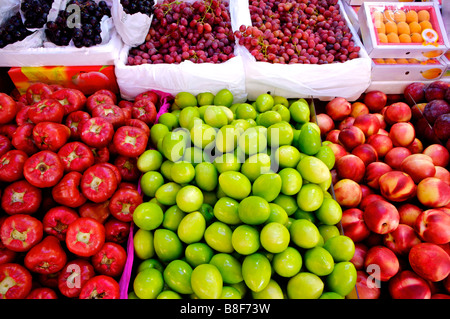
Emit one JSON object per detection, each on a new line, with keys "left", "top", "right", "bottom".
{"left": 127, "top": 0, "right": 235, "bottom": 65}
{"left": 234, "top": 0, "right": 361, "bottom": 64}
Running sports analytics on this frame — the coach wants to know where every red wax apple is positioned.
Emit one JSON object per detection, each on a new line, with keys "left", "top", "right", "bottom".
{"left": 78, "top": 275, "right": 120, "bottom": 299}
{"left": 79, "top": 117, "right": 114, "bottom": 149}
{"left": 0, "top": 93, "right": 18, "bottom": 125}
{"left": 92, "top": 104, "right": 126, "bottom": 129}
{"left": 81, "top": 164, "right": 118, "bottom": 203}
{"left": 11, "top": 123, "right": 40, "bottom": 156}
{"left": 65, "top": 217, "right": 106, "bottom": 257}
{"left": 58, "top": 259, "right": 96, "bottom": 298}
{"left": 0, "top": 149, "right": 28, "bottom": 183}
{"left": 23, "top": 150, "right": 64, "bottom": 188}
{"left": 24, "top": 235, "right": 67, "bottom": 274}
{"left": 0, "top": 263, "right": 33, "bottom": 299}
{"left": 0, "top": 214, "right": 43, "bottom": 252}
{"left": 1, "top": 180, "right": 42, "bottom": 215}
{"left": 42, "top": 206, "right": 79, "bottom": 241}
{"left": 25, "top": 83, "right": 53, "bottom": 105}
{"left": 112, "top": 126, "right": 148, "bottom": 158}
{"left": 51, "top": 88, "right": 84, "bottom": 115}
{"left": 27, "top": 99, "right": 65, "bottom": 124}
{"left": 32, "top": 122, "right": 71, "bottom": 152}
{"left": 86, "top": 93, "right": 115, "bottom": 113}
{"left": 52, "top": 171, "right": 87, "bottom": 208}
{"left": 91, "top": 242, "right": 127, "bottom": 277}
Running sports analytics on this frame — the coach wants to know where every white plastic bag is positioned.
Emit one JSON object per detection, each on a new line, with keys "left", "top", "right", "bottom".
{"left": 114, "top": 0, "right": 247, "bottom": 103}
{"left": 231, "top": 0, "right": 372, "bottom": 101}
{"left": 111, "top": 0, "right": 152, "bottom": 47}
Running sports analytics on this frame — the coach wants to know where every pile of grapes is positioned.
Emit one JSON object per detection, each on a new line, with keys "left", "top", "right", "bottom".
{"left": 0, "top": 13, "right": 32, "bottom": 48}
{"left": 21, "top": 0, "right": 54, "bottom": 28}
{"left": 45, "top": 0, "right": 111, "bottom": 47}
{"left": 234, "top": 0, "right": 361, "bottom": 64}
{"left": 120, "top": 0, "right": 155, "bottom": 16}
{"left": 127, "top": 0, "right": 235, "bottom": 65}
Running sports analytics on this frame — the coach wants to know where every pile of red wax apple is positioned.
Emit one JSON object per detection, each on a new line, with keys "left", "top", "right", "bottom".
{"left": 0, "top": 82, "right": 159, "bottom": 299}
{"left": 315, "top": 80, "right": 450, "bottom": 299}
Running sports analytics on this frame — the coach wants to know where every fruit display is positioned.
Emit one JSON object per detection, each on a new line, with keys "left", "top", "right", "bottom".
{"left": 0, "top": 82, "right": 164, "bottom": 299}
{"left": 315, "top": 80, "right": 450, "bottom": 299}
{"left": 46, "top": 0, "right": 111, "bottom": 47}
{"left": 127, "top": 88, "right": 359, "bottom": 299}
{"left": 235, "top": 0, "right": 361, "bottom": 64}
{"left": 127, "top": 0, "right": 236, "bottom": 65}
{"left": 120, "top": 0, "right": 155, "bottom": 16}
{"left": 0, "top": 13, "right": 33, "bottom": 49}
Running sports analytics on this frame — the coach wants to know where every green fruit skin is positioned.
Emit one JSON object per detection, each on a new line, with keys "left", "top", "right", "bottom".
{"left": 252, "top": 173, "right": 282, "bottom": 202}
{"left": 287, "top": 272, "right": 324, "bottom": 299}
{"left": 209, "top": 253, "right": 244, "bottom": 285}
{"left": 218, "top": 171, "right": 251, "bottom": 200}
{"left": 242, "top": 253, "right": 272, "bottom": 293}
{"left": 163, "top": 260, "right": 194, "bottom": 294}
{"left": 195, "top": 162, "right": 218, "bottom": 191}
{"left": 191, "top": 264, "right": 223, "bottom": 299}
{"left": 296, "top": 123, "right": 321, "bottom": 155}
{"left": 133, "top": 229, "right": 154, "bottom": 260}
{"left": 153, "top": 229, "right": 183, "bottom": 262}
{"left": 133, "top": 268, "right": 164, "bottom": 299}
{"left": 304, "top": 246, "right": 335, "bottom": 276}
{"left": 326, "top": 262, "right": 357, "bottom": 297}
{"left": 177, "top": 211, "right": 206, "bottom": 244}
{"left": 251, "top": 279, "right": 284, "bottom": 299}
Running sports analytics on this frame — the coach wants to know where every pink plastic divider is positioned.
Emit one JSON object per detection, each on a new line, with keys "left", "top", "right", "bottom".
{"left": 118, "top": 89, "right": 174, "bottom": 299}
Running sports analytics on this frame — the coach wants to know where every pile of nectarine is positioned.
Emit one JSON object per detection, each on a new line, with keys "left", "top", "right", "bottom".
{"left": 315, "top": 83, "right": 450, "bottom": 299}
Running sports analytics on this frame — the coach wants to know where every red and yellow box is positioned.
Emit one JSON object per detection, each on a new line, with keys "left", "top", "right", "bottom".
{"left": 8, "top": 65, "right": 119, "bottom": 96}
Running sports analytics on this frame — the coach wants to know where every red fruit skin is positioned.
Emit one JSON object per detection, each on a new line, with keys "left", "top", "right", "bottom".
{"left": 409, "top": 243, "right": 450, "bottom": 282}
{"left": 79, "top": 117, "right": 114, "bottom": 149}
{"left": 113, "top": 125, "right": 149, "bottom": 158}
{"left": 85, "top": 93, "right": 115, "bottom": 113}
{"left": 0, "top": 214, "right": 43, "bottom": 252}
{"left": 114, "top": 155, "right": 140, "bottom": 182}
{"left": 1, "top": 179, "right": 42, "bottom": 215}
{"left": 0, "top": 263, "right": 33, "bottom": 299}
{"left": 91, "top": 242, "right": 127, "bottom": 277}
{"left": 51, "top": 88, "right": 84, "bottom": 115}
{"left": 104, "top": 218, "right": 130, "bottom": 244}
{"left": 92, "top": 104, "right": 125, "bottom": 129}
{"left": 415, "top": 209, "right": 450, "bottom": 245}
{"left": 383, "top": 224, "right": 422, "bottom": 256}
{"left": 42, "top": 206, "right": 79, "bottom": 241}
{"left": 57, "top": 141, "right": 95, "bottom": 173}
{"left": 27, "top": 99, "right": 65, "bottom": 124}
{"left": 26, "top": 287, "right": 58, "bottom": 299}
{"left": 81, "top": 163, "right": 118, "bottom": 203}
{"left": 388, "top": 270, "right": 431, "bottom": 299}
{"left": 108, "top": 188, "right": 143, "bottom": 222}
{"left": 79, "top": 201, "right": 111, "bottom": 224}
{"left": 23, "top": 150, "right": 64, "bottom": 188}
{"left": 24, "top": 235, "right": 67, "bottom": 274}
{"left": 25, "top": 83, "right": 53, "bottom": 105}
{"left": 11, "top": 123, "right": 40, "bottom": 156}
{"left": 0, "top": 93, "right": 18, "bottom": 125}
{"left": 65, "top": 111, "right": 91, "bottom": 140}
{"left": 32, "top": 122, "right": 71, "bottom": 152}
{"left": 364, "top": 245, "right": 400, "bottom": 282}
{"left": 52, "top": 171, "right": 87, "bottom": 208}
{"left": 58, "top": 259, "right": 96, "bottom": 298}
{"left": 0, "top": 150, "right": 28, "bottom": 183}
{"left": 132, "top": 98, "right": 157, "bottom": 125}
{"left": 78, "top": 275, "right": 120, "bottom": 299}
{"left": 65, "top": 217, "right": 106, "bottom": 257}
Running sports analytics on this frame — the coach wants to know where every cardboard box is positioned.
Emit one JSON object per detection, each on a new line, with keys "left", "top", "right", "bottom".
{"left": 8, "top": 65, "right": 119, "bottom": 95}
{"left": 358, "top": 2, "right": 450, "bottom": 59}
{"left": 440, "top": 51, "right": 450, "bottom": 81}
{"left": 371, "top": 57, "right": 446, "bottom": 81}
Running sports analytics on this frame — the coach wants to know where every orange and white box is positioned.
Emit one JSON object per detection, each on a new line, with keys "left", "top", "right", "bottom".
{"left": 358, "top": 2, "right": 450, "bottom": 59}
{"left": 440, "top": 51, "right": 450, "bottom": 81}
{"left": 371, "top": 57, "right": 447, "bottom": 81}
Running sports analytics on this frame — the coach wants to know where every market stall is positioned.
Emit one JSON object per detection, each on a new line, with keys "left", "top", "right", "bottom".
{"left": 0, "top": 0, "right": 449, "bottom": 301}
